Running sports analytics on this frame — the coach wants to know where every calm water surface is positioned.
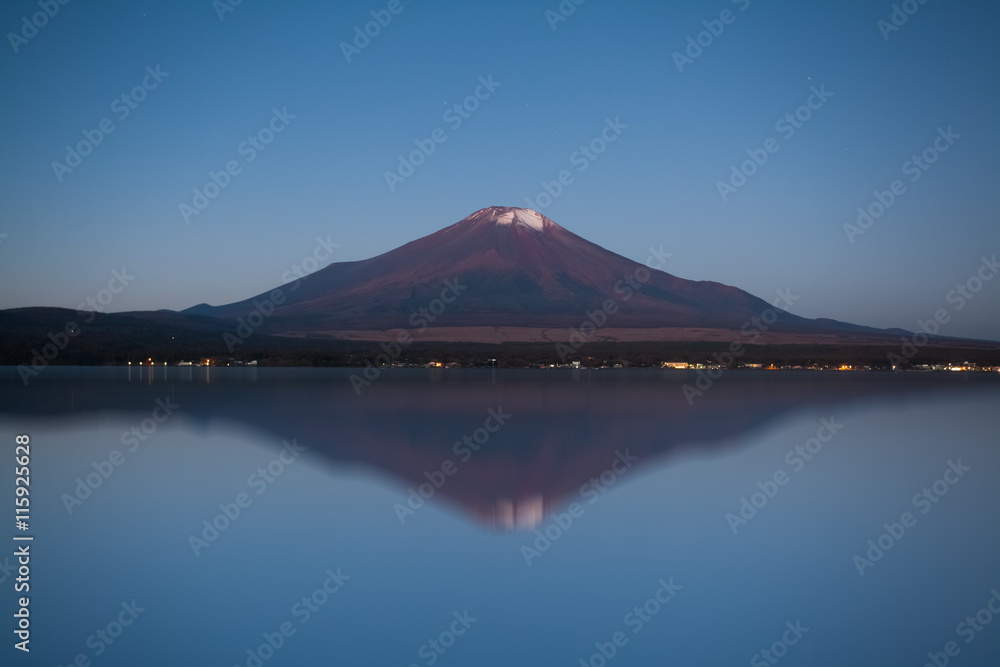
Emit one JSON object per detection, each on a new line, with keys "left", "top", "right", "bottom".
{"left": 0, "top": 367, "right": 998, "bottom": 666}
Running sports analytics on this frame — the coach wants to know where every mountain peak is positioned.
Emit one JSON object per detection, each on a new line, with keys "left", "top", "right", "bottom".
{"left": 470, "top": 206, "right": 552, "bottom": 232}
{"left": 495, "top": 207, "right": 545, "bottom": 231}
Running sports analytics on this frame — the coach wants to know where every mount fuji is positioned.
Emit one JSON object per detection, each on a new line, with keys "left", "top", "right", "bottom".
{"left": 182, "top": 206, "right": 906, "bottom": 343}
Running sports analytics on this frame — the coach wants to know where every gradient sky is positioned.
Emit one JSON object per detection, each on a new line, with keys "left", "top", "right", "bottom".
{"left": 0, "top": 0, "right": 998, "bottom": 339}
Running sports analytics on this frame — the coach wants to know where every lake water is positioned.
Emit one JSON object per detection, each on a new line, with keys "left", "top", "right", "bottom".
{"left": 1, "top": 367, "right": 998, "bottom": 666}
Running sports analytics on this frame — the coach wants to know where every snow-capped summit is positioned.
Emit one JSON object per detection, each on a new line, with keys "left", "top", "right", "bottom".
{"left": 467, "top": 206, "right": 555, "bottom": 232}
{"left": 495, "top": 208, "right": 545, "bottom": 231}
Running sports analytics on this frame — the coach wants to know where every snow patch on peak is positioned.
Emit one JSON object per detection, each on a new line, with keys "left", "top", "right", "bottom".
{"left": 496, "top": 208, "right": 545, "bottom": 231}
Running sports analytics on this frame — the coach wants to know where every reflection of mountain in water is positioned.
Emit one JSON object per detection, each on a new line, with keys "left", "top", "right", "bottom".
{"left": 2, "top": 368, "right": 995, "bottom": 530}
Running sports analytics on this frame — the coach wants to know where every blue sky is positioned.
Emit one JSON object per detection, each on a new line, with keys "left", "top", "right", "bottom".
{"left": 0, "top": 0, "right": 998, "bottom": 339}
